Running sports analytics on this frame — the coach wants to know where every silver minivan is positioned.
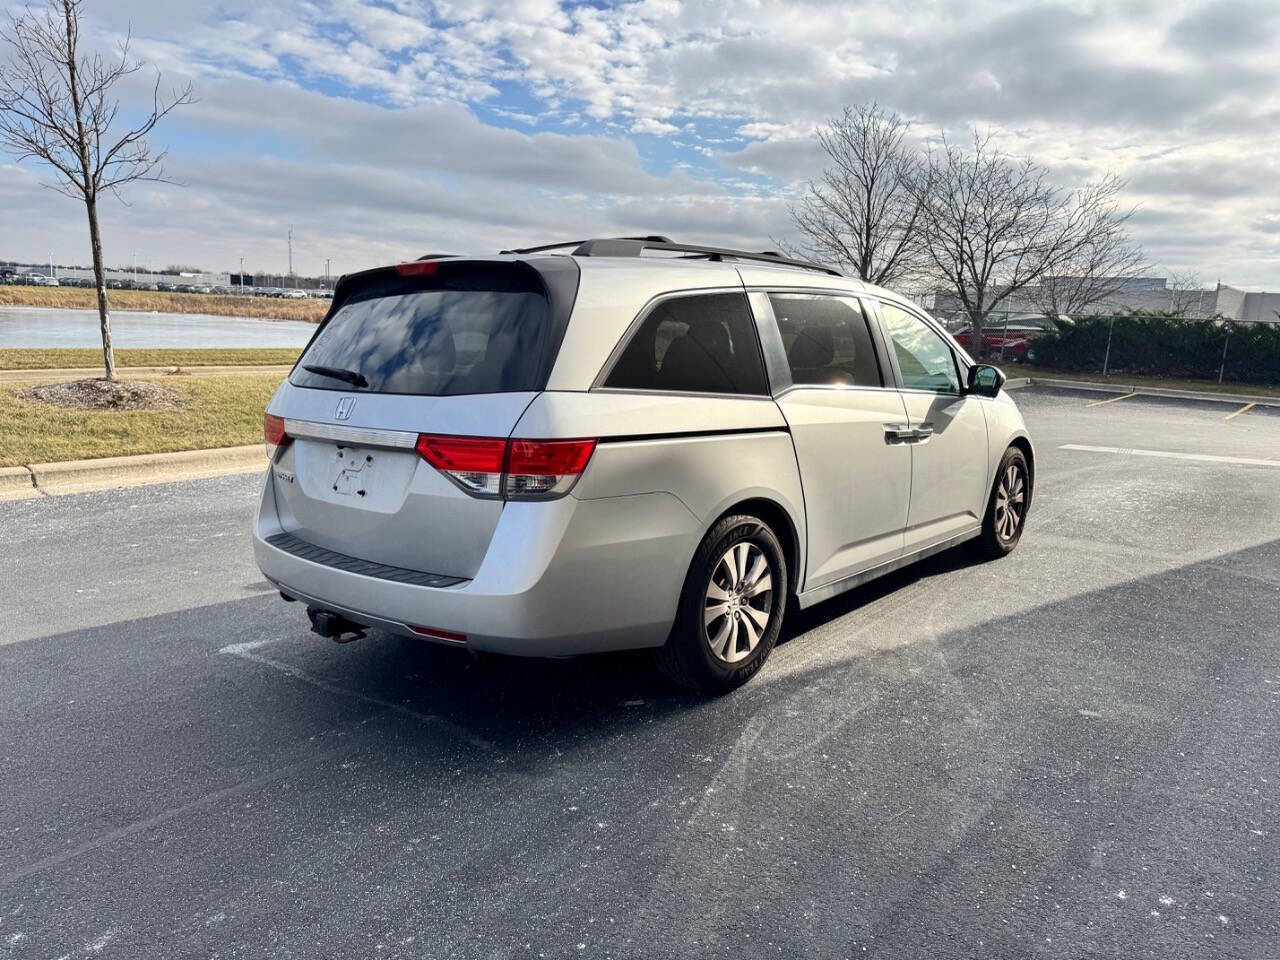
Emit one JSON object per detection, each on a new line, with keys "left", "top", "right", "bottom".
{"left": 254, "top": 237, "right": 1033, "bottom": 693}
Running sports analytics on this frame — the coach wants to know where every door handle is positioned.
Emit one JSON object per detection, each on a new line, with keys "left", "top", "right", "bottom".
{"left": 884, "top": 424, "right": 934, "bottom": 445}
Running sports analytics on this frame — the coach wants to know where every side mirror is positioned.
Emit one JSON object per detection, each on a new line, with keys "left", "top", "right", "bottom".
{"left": 967, "top": 363, "right": 1005, "bottom": 398}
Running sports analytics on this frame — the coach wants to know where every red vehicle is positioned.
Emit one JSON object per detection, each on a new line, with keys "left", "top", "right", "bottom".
{"left": 952, "top": 326, "right": 1034, "bottom": 362}
{"left": 951, "top": 314, "right": 1069, "bottom": 362}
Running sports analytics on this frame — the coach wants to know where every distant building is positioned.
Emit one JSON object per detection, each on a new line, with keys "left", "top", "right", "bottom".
{"left": 930, "top": 276, "right": 1280, "bottom": 323}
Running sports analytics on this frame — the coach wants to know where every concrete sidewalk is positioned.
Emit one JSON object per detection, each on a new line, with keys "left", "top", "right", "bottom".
{"left": 0, "top": 364, "right": 293, "bottom": 383}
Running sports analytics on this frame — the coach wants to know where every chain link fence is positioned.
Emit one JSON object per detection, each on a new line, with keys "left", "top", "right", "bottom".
{"left": 992, "top": 314, "right": 1280, "bottom": 388}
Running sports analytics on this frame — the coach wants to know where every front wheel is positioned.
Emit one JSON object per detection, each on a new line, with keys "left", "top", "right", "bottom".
{"left": 975, "top": 447, "right": 1031, "bottom": 558}
{"left": 653, "top": 514, "right": 788, "bottom": 694}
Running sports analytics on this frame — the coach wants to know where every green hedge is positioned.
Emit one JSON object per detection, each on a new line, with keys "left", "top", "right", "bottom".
{"left": 1030, "top": 313, "right": 1280, "bottom": 386}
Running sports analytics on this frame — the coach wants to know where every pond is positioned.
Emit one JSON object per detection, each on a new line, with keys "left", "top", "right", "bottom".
{"left": 0, "top": 307, "right": 316, "bottom": 348}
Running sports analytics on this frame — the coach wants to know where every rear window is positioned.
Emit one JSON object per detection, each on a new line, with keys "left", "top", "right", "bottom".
{"left": 290, "top": 261, "right": 574, "bottom": 396}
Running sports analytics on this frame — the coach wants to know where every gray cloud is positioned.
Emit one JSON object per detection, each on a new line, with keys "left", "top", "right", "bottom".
{"left": 2, "top": 0, "right": 1278, "bottom": 288}
{"left": 1168, "top": 0, "right": 1280, "bottom": 54}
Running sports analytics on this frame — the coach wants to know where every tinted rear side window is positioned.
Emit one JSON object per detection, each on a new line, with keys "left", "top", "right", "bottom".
{"left": 604, "top": 292, "right": 768, "bottom": 395}
{"left": 769, "top": 293, "right": 882, "bottom": 388}
{"left": 291, "top": 262, "right": 571, "bottom": 396}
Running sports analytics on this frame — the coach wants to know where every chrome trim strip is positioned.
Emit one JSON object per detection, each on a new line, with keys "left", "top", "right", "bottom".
{"left": 591, "top": 386, "right": 774, "bottom": 402}
{"left": 796, "top": 529, "right": 980, "bottom": 609}
{"left": 283, "top": 418, "right": 419, "bottom": 449}
{"left": 773, "top": 383, "right": 897, "bottom": 400}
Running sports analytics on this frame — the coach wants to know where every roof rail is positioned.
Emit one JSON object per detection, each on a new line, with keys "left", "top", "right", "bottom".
{"left": 500, "top": 236, "right": 673, "bottom": 255}
{"left": 502, "top": 236, "right": 841, "bottom": 276}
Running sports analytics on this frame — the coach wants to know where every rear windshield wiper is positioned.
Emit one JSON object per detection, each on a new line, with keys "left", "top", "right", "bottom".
{"left": 303, "top": 364, "right": 369, "bottom": 388}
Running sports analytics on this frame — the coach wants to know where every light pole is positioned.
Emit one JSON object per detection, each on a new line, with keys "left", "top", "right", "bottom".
{"left": 49, "top": 253, "right": 53, "bottom": 279}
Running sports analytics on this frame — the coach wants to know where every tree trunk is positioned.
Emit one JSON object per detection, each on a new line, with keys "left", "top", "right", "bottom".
{"left": 84, "top": 194, "right": 115, "bottom": 381}
{"left": 969, "top": 313, "right": 985, "bottom": 360}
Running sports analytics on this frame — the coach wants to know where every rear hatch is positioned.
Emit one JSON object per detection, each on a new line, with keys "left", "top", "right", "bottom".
{"left": 267, "top": 258, "right": 578, "bottom": 580}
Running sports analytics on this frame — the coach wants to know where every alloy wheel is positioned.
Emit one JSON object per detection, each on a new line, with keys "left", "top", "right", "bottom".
{"left": 994, "top": 462, "right": 1026, "bottom": 542}
{"left": 704, "top": 541, "right": 774, "bottom": 664}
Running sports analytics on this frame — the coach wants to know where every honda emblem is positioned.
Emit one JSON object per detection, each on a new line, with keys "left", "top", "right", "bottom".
{"left": 335, "top": 397, "right": 356, "bottom": 421}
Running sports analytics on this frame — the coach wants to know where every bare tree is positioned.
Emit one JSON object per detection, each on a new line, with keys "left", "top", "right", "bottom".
{"left": 784, "top": 103, "right": 927, "bottom": 286}
{"left": 1030, "top": 178, "right": 1145, "bottom": 317}
{"left": 917, "top": 131, "right": 1139, "bottom": 357}
{"left": 0, "top": 0, "right": 193, "bottom": 380}
{"left": 1165, "top": 270, "right": 1207, "bottom": 318}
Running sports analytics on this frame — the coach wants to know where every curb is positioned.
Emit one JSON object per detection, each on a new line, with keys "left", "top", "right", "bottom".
{"left": 0, "top": 445, "right": 266, "bottom": 501}
{"left": 1025, "top": 377, "right": 1280, "bottom": 408}
{"left": 0, "top": 465, "right": 35, "bottom": 499}
{"left": 0, "top": 365, "right": 293, "bottom": 383}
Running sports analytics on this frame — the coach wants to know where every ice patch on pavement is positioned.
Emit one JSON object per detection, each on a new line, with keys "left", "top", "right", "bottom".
{"left": 219, "top": 640, "right": 272, "bottom": 655}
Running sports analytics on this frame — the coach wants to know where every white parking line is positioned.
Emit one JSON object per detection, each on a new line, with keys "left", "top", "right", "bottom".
{"left": 1061, "top": 444, "right": 1280, "bottom": 468}
{"left": 1085, "top": 392, "right": 1136, "bottom": 408}
{"left": 219, "top": 641, "right": 495, "bottom": 751}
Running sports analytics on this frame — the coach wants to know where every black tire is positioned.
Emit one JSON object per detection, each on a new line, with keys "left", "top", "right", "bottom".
{"left": 975, "top": 446, "right": 1031, "bottom": 559}
{"left": 653, "top": 513, "right": 788, "bottom": 694}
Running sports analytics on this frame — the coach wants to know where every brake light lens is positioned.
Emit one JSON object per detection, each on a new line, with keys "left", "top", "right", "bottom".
{"left": 415, "top": 434, "right": 507, "bottom": 497}
{"left": 414, "top": 435, "right": 597, "bottom": 500}
{"left": 506, "top": 438, "right": 598, "bottom": 499}
{"left": 394, "top": 260, "right": 439, "bottom": 276}
{"left": 264, "top": 413, "right": 291, "bottom": 459}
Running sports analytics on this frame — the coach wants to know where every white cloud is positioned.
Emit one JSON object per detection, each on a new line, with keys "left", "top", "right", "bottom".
{"left": 0, "top": 0, "right": 1277, "bottom": 286}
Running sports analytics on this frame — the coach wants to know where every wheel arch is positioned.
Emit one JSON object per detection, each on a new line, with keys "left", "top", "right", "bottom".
{"left": 708, "top": 496, "right": 803, "bottom": 597}
{"left": 1007, "top": 433, "right": 1035, "bottom": 506}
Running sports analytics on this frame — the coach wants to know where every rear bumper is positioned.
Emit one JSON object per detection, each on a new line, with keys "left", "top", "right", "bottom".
{"left": 253, "top": 471, "right": 700, "bottom": 656}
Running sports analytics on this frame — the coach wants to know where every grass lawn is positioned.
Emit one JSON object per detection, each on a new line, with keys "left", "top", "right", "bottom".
{"left": 1023, "top": 366, "right": 1280, "bottom": 399}
{"left": 0, "top": 372, "right": 282, "bottom": 466}
{"left": 0, "top": 347, "right": 300, "bottom": 370}
{"left": 0, "top": 286, "right": 326, "bottom": 323}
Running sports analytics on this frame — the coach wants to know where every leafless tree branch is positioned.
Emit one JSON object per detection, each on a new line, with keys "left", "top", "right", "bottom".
{"left": 915, "top": 130, "right": 1144, "bottom": 356}
{"left": 0, "top": 0, "right": 194, "bottom": 379}
{"left": 781, "top": 103, "right": 929, "bottom": 287}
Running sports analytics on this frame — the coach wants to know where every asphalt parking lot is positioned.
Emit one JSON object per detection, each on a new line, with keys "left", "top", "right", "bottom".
{"left": 2, "top": 386, "right": 1278, "bottom": 959}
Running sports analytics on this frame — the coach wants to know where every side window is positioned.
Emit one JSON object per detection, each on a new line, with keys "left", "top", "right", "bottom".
{"left": 604, "top": 292, "right": 768, "bottom": 395}
{"left": 878, "top": 302, "right": 961, "bottom": 393}
{"left": 769, "top": 294, "right": 882, "bottom": 388}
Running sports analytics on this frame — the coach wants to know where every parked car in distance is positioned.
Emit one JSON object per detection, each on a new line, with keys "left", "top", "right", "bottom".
{"left": 254, "top": 237, "right": 1034, "bottom": 693}
{"left": 952, "top": 326, "right": 1033, "bottom": 362}
{"left": 951, "top": 315, "right": 1071, "bottom": 363}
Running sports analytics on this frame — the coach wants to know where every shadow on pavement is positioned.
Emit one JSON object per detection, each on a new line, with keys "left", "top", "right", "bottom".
{"left": 2, "top": 538, "right": 1277, "bottom": 958}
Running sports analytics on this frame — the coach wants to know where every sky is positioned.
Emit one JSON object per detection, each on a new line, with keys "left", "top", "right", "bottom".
{"left": 1, "top": 0, "right": 1278, "bottom": 288}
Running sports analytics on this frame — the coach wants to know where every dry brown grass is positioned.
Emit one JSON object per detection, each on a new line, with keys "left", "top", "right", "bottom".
{"left": 0, "top": 347, "right": 300, "bottom": 370}
{"left": 0, "top": 372, "right": 283, "bottom": 466}
{"left": 0, "top": 285, "right": 326, "bottom": 322}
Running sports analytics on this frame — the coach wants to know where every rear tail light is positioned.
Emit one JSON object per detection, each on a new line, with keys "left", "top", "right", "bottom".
{"left": 264, "top": 413, "right": 291, "bottom": 459}
{"left": 415, "top": 434, "right": 507, "bottom": 497}
{"left": 414, "top": 435, "right": 597, "bottom": 500}
{"left": 506, "top": 438, "right": 597, "bottom": 499}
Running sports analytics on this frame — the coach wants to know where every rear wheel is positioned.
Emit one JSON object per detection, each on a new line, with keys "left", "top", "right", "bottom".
{"left": 975, "top": 447, "right": 1030, "bottom": 558}
{"left": 654, "top": 514, "right": 787, "bottom": 694}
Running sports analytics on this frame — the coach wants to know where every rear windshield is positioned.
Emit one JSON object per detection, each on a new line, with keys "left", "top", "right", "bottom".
{"left": 291, "top": 261, "right": 572, "bottom": 396}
